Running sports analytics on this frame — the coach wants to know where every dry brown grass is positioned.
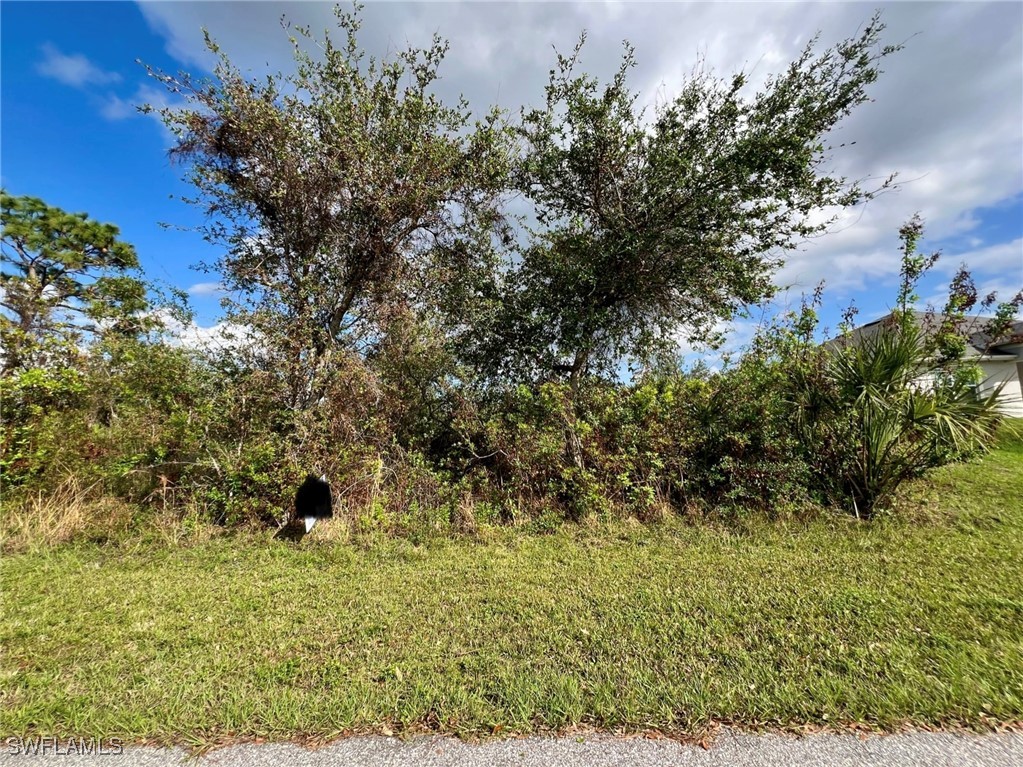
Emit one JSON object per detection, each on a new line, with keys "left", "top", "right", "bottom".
{"left": 450, "top": 493, "right": 479, "bottom": 535}
{"left": 149, "top": 501, "right": 224, "bottom": 547}
{"left": 305, "top": 515, "right": 353, "bottom": 543}
{"left": 0, "top": 477, "right": 133, "bottom": 552}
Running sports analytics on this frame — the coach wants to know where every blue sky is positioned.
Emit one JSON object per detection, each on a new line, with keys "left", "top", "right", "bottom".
{"left": 2, "top": 1, "right": 1021, "bottom": 353}
{"left": 1, "top": 1, "right": 227, "bottom": 325}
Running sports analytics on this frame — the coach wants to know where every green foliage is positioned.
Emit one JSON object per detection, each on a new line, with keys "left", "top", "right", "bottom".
{"left": 683, "top": 362, "right": 811, "bottom": 516}
{"left": 446, "top": 372, "right": 807, "bottom": 525}
{"left": 1, "top": 191, "right": 155, "bottom": 374}
{"left": 9, "top": 210, "right": 1008, "bottom": 532}
{"left": 146, "top": 4, "right": 513, "bottom": 417}
{"left": 780, "top": 221, "right": 1013, "bottom": 517}
{"left": 5, "top": 11, "right": 1014, "bottom": 541}
{"left": 476, "top": 14, "right": 900, "bottom": 388}
{"left": 817, "top": 322, "right": 997, "bottom": 516}
{"left": 0, "top": 366, "right": 88, "bottom": 484}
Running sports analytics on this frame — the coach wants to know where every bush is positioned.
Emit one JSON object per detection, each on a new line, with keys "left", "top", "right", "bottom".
{"left": 682, "top": 362, "right": 812, "bottom": 517}
{"left": 444, "top": 372, "right": 811, "bottom": 525}
{"left": 787, "top": 312, "right": 1001, "bottom": 517}
{"left": 4, "top": 215, "right": 1015, "bottom": 542}
{"left": 1, "top": 365, "right": 89, "bottom": 486}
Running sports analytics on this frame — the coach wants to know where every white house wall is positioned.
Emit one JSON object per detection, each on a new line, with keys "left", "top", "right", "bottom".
{"left": 978, "top": 360, "right": 1023, "bottom": 417}
{"left": 910, "top": 361, "right": 1023, "bottom": 418}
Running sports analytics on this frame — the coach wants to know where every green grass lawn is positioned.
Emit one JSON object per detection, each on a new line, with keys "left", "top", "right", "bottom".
{"left": 2, "top": 428, "right": 1022, "bottom": 746}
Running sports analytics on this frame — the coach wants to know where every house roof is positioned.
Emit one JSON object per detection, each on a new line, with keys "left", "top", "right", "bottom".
{"left": 837, "top": 310, "right": 1023, "bottom": 360}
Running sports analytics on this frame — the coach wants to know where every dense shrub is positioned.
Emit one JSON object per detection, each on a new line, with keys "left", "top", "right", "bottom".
{"left": 682, "top": 362, "right": 811, "bottom": 517}
{"left": 1, "top": 317, "right": 1011, "bottom": 544}
{"left": 1, "top": 364, "right": 89, "bottom": 486}
{"left": 3, "top": 193, "right": 1016, "bottom": 545}
{"left": 442, "top": 371, "right": 812, "bottom": 524}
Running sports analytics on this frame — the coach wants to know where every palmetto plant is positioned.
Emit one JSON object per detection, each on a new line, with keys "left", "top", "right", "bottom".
{"left": 819, "top": 313, "right": 1001, "bottom": 517}
{"left": 782, "top": 216, "right": 1017, "bottom": 518}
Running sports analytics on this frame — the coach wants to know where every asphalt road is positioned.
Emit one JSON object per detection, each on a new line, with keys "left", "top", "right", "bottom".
{"left": 3, "top": 730, "right": 1023, "bottom": 766}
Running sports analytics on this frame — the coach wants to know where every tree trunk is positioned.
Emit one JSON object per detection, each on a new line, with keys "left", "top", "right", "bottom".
{"left": 563, "top": 347, "right": 589, "bottom": 471}
{"left": 568, "top": 347, "right": 588, "bottom": 396}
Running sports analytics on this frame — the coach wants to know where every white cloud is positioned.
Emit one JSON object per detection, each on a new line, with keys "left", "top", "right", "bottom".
{"left": 99, "top": 93, "right": 135, "bottom": 121}
{"left": 153, "top": 309, "right": 251, "bottom": 352}
{"left": 187, "top": 281, "right": 225, "bottom": 297}
{"left": 171, "top": 320, "right": 245, "bottom": 350}
{"left": 97, "top": 83, "right": 189, "bottom": 145}
{"left": 99, "top": 83, "right": 177, "bottom": 120}
{"left": 36, "top": 42, "right": 121, "bottom": 88}
{"left": 937, "top": 238, "right": 1023, "bottom": 278}
{"left": 676, "top": 314, "right": 769, "bottom": 369}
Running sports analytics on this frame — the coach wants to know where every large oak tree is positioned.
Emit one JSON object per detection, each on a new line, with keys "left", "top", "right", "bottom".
{"left": 149, "top": 6, "right": 513, "bottom": 410}
{"left": 475, "top": 14, "right": 900, "bottom": 390}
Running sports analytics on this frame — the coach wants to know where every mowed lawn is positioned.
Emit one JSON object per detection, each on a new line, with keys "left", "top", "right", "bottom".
{"left": 2, "top": 429, "right": 1022, "bottom": 745}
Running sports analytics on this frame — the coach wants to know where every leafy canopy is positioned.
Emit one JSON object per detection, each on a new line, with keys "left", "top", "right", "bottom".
{"left": 1, "top": 191, "right": 152, "bottom": 374}
{"left": 477, "top": 14, "right": 901, "bottom": 388}
{"left": 147, "top": 4, "right": 513, "bottom": 410}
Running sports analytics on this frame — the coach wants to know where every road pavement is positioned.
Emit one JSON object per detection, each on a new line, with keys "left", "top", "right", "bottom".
{"left": 3, "top": 730, "right": 1022, "bottom": 766}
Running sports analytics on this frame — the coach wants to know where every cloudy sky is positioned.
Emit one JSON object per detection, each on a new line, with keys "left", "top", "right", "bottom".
{"left": 2, "top": 1, "right": 1021, "bottom": 353}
